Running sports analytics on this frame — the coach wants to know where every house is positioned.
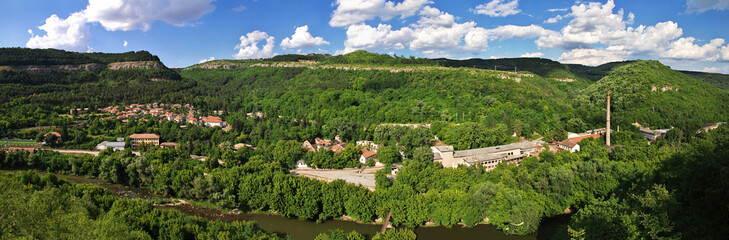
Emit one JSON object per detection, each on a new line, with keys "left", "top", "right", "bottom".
{"left": 96, "top": 141, "right": 125, "bottom": 151}
{"left": 234, "top": 143, "right": 255, "bottom": 150}
{"left": 302, "top": 140, "right": 317, "bottom": 152}
{"left": 558, "top": 140, "right": 580, "bottom": 152}
{"left": 187, "top": 117, "right": 198, "bottom": 125}
{"left": 432, "top": 141, "right": 538, "bottom": 170}
{"left": 699, "top": 122, "right": 727, "bottom": 133}
{"left": 129, "top": 133, "right": 160, "bottom": 148}
{"left": 639, "top": 127, "right": 671, "bottom": 141}
{"left": 296, "top": 160, "right": 309, "bottom": 168}
{"left": 160, "top": 142, "right": 178, "bottom": 148}
{"left": 359, "top": 149, "right": 377, "bottom": 164}
{"left": 356, "top": 140, "right": 383, "bottom": 151}
{"left": 43, "top": 132, "right": 62, "bottom": 145}
{"left": 305, "top": 136, "right": 348, "bottom": 152}
{"left": 202, "top": 116, "right": 225, "bottom": 127}
{"left": 391, "top": 164, "right": 402, "bottom": 174}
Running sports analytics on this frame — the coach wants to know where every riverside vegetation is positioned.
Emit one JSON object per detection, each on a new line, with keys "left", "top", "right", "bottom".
{"left": 1, "top": 48, "right": 728, "bottom": 239}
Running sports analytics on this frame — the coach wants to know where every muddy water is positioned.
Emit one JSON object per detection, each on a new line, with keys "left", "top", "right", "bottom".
{"left": 12, "top": 171, "right": 568, "bottom": 240}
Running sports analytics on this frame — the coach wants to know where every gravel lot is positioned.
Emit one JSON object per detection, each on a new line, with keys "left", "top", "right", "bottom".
{"left": 291, "top": 166, "right": 385, "bottom": 191}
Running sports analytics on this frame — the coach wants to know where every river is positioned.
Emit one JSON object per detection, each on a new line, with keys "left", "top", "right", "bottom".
{"left": 12, "top": 171, "right": 569, "bottom": 240}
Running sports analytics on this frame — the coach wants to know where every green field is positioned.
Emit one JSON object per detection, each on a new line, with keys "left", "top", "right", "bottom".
{"left": 0, "top": 139, "right": 39, "bottom": 147}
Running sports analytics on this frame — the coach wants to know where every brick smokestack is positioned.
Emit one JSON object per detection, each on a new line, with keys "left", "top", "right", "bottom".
{"left": 606, "top": 91, "right": 611, "bottom": 147}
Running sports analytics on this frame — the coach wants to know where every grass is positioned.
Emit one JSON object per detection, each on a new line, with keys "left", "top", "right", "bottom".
{"left": 0, "top": 139, "right": 39, "bottom": 147}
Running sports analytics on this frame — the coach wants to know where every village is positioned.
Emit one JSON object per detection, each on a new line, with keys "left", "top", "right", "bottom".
{"left": 3, "top": 99, "right": 727, "bottom": 191}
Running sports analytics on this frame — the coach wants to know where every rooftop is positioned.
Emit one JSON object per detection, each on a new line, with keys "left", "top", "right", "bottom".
{"left": 453, "top": 141, "right": 535, "bottom": 158}
{"left": 129, "top": 133, "right": 160, "bottom": 139}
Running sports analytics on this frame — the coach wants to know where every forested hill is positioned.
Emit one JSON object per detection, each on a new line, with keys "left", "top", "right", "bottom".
{"left": 0, "top": 48, "right": 181, "bottom": 88}
{"left": 575, "top": 60, "right": 729, "bottom": 129}
{"left": 0, "top": 48, "right": 160, "bottom": 66}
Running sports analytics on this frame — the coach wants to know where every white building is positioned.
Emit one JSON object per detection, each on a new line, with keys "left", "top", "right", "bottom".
{"left": 96, "top": 141, "right": 125, "bottom": 151}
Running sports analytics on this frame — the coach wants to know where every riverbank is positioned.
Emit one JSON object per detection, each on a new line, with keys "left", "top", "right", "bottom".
{"left": 2, "top": 170, "right": 565, "bottom": 240}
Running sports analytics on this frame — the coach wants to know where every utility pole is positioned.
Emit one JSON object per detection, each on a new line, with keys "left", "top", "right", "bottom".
{"left": 606, "top": 91, "right": 611, "bottom": 147}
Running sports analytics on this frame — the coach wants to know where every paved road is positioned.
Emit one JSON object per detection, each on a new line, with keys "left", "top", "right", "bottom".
{"left": 291, "top": 166, "right": 385, "bottom": 191}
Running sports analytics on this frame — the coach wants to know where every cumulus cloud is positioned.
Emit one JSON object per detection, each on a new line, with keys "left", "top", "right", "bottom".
{"left": 198, "top": 56, "right": 215, "bottom": 63}
{"left": 417, "top": 6, "right": 456, "bottom": 27}
{"left": 486, "top": 24, "right": 555, "bottom": 40}
{"left": 280, "top": 25, "right": 330, "bottom": 49}
{"left": 521, "top": 52, "right": 544, "bottom": 58}
{"left": 26, "top": 12, "right": 91, "bottom": 52}
{"left": 662, "top": 37, "right": 725, "bottom": 61}
{"left": 686, "top": 0, "right": 729, "bottom": 13}
{"left": 27, "top": 0, "right": 216, "bottom": 52}
{"left": 544, "top": 14, "right": 564, "bottom": 23}
{"left": 233, "top": 31, "right": 276, "bottom": 59}
{"left": 472, "top": 0, "right": 521, "bottom": 17}
{"left": 329, "top": 0, "right": 430, "bottom": 27}
{"left": 341, "top": 23, "right": 415, "bottom": 54}
{"left": 84, "top": 0, "right": 215, "bottom": 31}
{"left": 123, "top": 40, "right": 128, "bottom": 47}
{"left": 558, "top": 48, "right": 626, "bottom": 66}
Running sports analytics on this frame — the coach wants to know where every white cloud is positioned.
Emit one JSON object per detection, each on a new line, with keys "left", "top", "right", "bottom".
{"left": 27, "top": 29, "right": 33, "bottom": 35}
{"left": 486, "top": 24, "right": 555, "bottom": 40}
{"left": 26, "top": 12, "right": 91, "bottom": 52}
{"left": 702, "top": 66, "right": 720, "bottom": 72}
{"left": 544, "top": 14, "right": 564, "bottom": 23}
{"left": 233, "top": 5, "right": 246, "bottom": 12}
{"left": 521, "top": 52, "right": 544, "bottom": 57}
{"left": 417, "top": 6, "right": 455, "bottom": 27}
{"left": 662, "top": 37, "right": 725, "bottom": 61}
{"left": 410, "top": 22, "right": 478, "bottom": 51}
{"left": 198, "top": 56, "right": 215, "bottom": 63}
{"left": 422, "top": 50, "right": 451, "bottom": 58}
{"left": 686, "top": 0, "right": 729, "bottom": 13}
{"left": 341, "top": 23, "right": 415, "bottom": 54}
{"left": 329, "top": 0, "right": 431, "bottom": 27}
{"left": 722, "top": 45, "right": 729, "bottom": 61}
{"left": 84, "top": 0, "right": 216, "bottom": 31}
{"left": 558, "top": 48, "right": 626, "bottom": 66}
{"left": 472, "top": 0, "right": 521, "bottom": 17}
{"left": 123, "top": 40, "right": 128, "bottom": 47}
{"left": 233, "top": 31, "right": 276, "bottom": 59}
{"left": 280, "top": 25, "right": 330, "bottom": 49}
{"left": 547, "top": 8, "right": 568, "bottom": 12}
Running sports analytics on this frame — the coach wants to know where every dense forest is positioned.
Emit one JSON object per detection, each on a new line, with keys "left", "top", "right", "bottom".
{"left": 1, "top": 49, "right": 729, "bottom": 239}
{"left": 2, "top": 120, "right": 728, "bottom": 239}
{"left": 0, "top": 48, "right": 160, "bottom": 66}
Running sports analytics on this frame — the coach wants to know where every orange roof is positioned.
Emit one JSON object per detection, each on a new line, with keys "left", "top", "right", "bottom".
{"left": 202, "top": 116, "right": 223, "bottom": 123}
{"left": 46, "top": 132, "right": 61, "bottom": 137}
{"left": 331, "top": 144, "right": 344, "bottom": 152}
{"left": 568, "top": 134, "right": 601, "bottom": 144}
{"left": 129, "top": 133, "right": 160, "bottom": 139}
{"left": 559, "top": 139, "right": 578, "bottom": 148}
{"left": 361, "top": 149, "right": 376, "bottom": 158}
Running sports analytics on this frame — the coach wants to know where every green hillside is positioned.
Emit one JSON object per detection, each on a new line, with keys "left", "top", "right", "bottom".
{"left": 679, "top": 70, "right": 729, "bottom": 91}
{"left": 437, "top": 57, "right": 581, "bottom": 81}
{"left": 575, "top": 60, "right": 729, "bottom": 129}
{"left": 0, "top": 48, "right": 160, "bottom": 66}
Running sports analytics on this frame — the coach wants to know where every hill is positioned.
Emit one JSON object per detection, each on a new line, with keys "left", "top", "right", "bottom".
{"left": 679, "top": 70, "right": 729, "bottom": 91}
{"left": 575, "top": 60, "right": 729, "bottom": 129}
{"left": 436, "top": 57, "right": 582, "bottom": 81}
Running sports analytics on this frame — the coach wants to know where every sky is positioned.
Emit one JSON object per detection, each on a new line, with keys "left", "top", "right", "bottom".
{"left": 1, "top": 0, "right": 729, "bottom": 72}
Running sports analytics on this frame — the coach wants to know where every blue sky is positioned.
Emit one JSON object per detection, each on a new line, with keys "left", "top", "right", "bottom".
{"left": 1, "top": 0, "right": 729, "bottom": 72}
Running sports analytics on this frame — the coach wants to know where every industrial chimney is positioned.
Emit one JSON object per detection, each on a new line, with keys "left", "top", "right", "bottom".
{"left": 606, "top": 91, "right": 611, "bottom": 147}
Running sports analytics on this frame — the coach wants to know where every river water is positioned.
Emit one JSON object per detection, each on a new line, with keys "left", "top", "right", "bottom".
{"left": 15, "top": 171, "right": 568, "bottom": 240}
